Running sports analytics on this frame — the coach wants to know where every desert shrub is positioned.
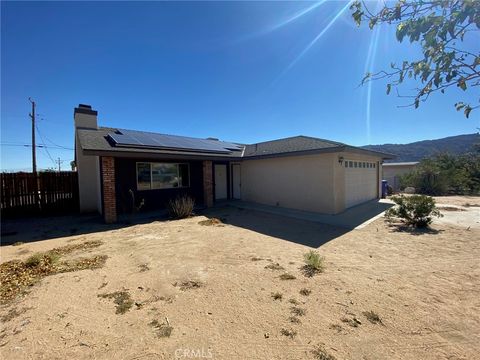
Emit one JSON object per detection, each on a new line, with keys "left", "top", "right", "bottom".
{"left": 25, "top": 253, "right": 59, "bottom": 268}
{"left": 312, "top": 345, "right": 336, "bottom": 360}
{"left": 299, "top": 288, "right": 311, "bottom": 296}
{"left": 400, "top": 153, "right": 480, "bottom": 195}
{"left": 167, "top": 194, "right": 194, "bottom": 219}
{"left": 301, "top": 250, "right": 324, "bottom": 277}
{"left": 288, "top": 316, "right": 301, "bottom": 324}
{"left": 363, "top": 310, "right": 382, "bottom": 324}
{"left": 288, "top": 298, "right": 300, "bottom": 305}
{"left": 290, "top": 306, "right": 306, "bottom": 316}
{"left": 149, "top": 319, "right": 173, "bottom": 338}
{"left": 264, "top": 263, "right": 284, "bottom": 271}
{"left": 385, "top": 195, "right": 442, "bottom": 227}
{"left": 279, "top": 273, "right": 296, "bottom": 280}
{"left": 24, "top": 254, "right": 43, "bottom": 267}
{"left": 174, "top": 280, "right": 203, "bottom": 291}
{"left": 98, "top": 291, "right": 133, "bottom": 314}
{"left": 280, "top": 328, "right": 297, "bottom": 339}
{"left": 271, "top": 292, "right": 283, "bottom": 301}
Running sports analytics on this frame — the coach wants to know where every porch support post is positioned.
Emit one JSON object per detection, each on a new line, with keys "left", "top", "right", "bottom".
{"left": 202, "top": 160, "right": 213, "bottom": 207}
{"left": 101, "top": 156, "right": 117, "bottom": 223}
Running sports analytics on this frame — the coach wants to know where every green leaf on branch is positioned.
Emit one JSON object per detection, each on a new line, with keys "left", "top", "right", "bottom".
{"left": 352, "top": 0, "right": 479, "bottom": 118}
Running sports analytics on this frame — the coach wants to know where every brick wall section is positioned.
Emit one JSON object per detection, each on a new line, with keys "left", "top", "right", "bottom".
{"left": 202, "top": 160, "right": 213, "bottom": 207}
{"left": 101, "top": 156, "right": 117, "bottom": 223}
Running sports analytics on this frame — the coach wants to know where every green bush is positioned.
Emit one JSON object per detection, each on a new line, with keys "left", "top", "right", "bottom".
{"left": 399, "top": 153, "right": 480, "bottom": 195}
{"left": 301, "top": 250, "right": 324, "bottom": 277}
{"left": 385, "top": 195, "right": 442, "bottom": 227}
{"left": 25, "top": 253, "right": 43, "bottom": 267}
{"left": 167, "top": 194, "right": 195, "bottom": 219}
{"left": 303, "top": 250, "right": 324, "bottom": 270}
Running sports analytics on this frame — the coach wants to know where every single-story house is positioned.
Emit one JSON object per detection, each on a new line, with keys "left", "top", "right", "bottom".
{"left": 74, "top": 104, "right": 394, "bottom": 223}
{"left": 382, "top": 162, "right": 419, "bottom": 192}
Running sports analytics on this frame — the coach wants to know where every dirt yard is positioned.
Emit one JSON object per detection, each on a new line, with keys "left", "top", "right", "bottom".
{"left": 1, "top": 198, "right": 479, "bottom": 360}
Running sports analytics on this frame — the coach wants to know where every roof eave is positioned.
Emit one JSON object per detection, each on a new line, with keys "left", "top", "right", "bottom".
{"left": 343, "top": 145, "right": 396, "bottom": 160}
{"left": 82, "top": 148, "right": 242, "bottom": 161}
{"left": 243, "top": 146, "right": 344, "bottom": 160}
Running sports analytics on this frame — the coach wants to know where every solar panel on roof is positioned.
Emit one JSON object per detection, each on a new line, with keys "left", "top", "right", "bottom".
{"left": 107, "top": 129, "right": 243, "bottom": 154}
{"left": 108, "top": 133, "right": 143, "bottom": 146}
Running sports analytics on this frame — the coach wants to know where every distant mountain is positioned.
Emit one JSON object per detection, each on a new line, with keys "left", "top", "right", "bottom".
{"left": 363, "top": 133, "right": 479, "bottom": 162}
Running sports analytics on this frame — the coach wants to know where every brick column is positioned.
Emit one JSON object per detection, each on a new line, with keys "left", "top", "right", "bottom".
{"left": 202, "top": 160, "right": 213, "bottom": 207}
{"left": 101, "top": 156, "right": 117, "bottom": 223}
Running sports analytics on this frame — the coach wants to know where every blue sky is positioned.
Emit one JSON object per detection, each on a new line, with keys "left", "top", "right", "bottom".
{"left": 1, "top": 1, "right": 478, "bottom": 171}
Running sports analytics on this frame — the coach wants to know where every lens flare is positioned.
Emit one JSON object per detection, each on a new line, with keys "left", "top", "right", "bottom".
{"left": 364, "top": 20, "right": 381, "bottom": 144}
{"left": 237, "top": 1, "right": 328, "bottom": 43}
{"left": 276, "top": 1, "right": 353, "bottom": 80}
{"left": 266, "top": 0, "right": 328, "bottom": 33}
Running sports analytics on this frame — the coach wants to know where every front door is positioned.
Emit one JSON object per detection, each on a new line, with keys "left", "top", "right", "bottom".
{"left": 231, "top": 164, "right": 241, "bottom": 199}
{"left": 214, "top": 164, "right": 227, "bottom": 200}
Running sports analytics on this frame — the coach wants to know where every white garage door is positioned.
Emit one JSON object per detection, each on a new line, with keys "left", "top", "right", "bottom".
{"left": 345, "top": 160, "right": 378, "bottom": 208}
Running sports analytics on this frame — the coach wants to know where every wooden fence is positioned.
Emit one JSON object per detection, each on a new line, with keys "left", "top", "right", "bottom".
{"left": 1, "top": 171, "right": 79, "bottom": 217}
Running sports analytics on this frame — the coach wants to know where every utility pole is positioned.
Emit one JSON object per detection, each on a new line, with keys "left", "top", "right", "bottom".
{"left": 29, "top": 98, "right": 37, "bottom": 174}
{"left": 29, "top": 98, "right": 40, "bottom": 210}
{"left": 56, "top": 157, "right": 63, "bottom": 172}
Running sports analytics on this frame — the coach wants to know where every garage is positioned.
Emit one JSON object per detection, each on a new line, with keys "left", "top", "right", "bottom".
{"left": 344, "top": 159, "right": 378, "bottom": 208}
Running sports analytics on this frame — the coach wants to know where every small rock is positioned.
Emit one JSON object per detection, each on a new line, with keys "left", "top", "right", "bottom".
{"left": 404, "top": 187, "right": 415, "bottom": 194}
{"left": 264, "top": 333, "right": 270, "bottom": 339}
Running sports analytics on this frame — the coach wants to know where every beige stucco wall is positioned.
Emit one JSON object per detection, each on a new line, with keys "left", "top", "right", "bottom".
{"left": 383, "top": 164, "right": 417, "bottom": 179}
{"left": 75, "top": 112, "right": 102, "bottom": 214}
{"left": 240, "top": 153, "right": 339, "bottom": 214}
{"left": 240, "top": 151, "right": 385, "bottom": 214}
{"left": 383, "top": 164, "right": 417, "bottom": 190}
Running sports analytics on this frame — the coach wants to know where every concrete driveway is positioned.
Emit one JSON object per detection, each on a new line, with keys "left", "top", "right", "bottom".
{"left": 221, "top": 199, "right": 393, "bottom": 229}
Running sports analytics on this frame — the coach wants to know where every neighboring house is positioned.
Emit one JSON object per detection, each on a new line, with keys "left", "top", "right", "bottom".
{"left": 382, "top": 162, "right": 419, "bottom": 191}
{"left": 74, "top": 104, "right": 394, "bottom": 223}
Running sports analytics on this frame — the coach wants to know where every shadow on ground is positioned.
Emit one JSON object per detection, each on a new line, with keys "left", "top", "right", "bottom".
{"left": 0, "top": 211, "right": 170, "bottom": 246}
{"left": 214, "top": 199, "right": 393, "bottom": 229}
{"left": 203, "top": 206, "right": 350, "bottom": 248}
{"left": 387, "top": 223, "right": 445, "bottom": 236}
{"left": 2, "top": 201, "right": 391, "bottom": 248}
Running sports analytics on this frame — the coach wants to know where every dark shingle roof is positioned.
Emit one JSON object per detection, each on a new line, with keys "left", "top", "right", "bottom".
{"left": 77, "top": 128, "right": 394, "bottom": 159}
{"left": 243, "top": 136, "right": 345, "bottom": 157}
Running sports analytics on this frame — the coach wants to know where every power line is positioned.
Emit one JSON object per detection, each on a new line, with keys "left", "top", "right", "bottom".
{"left": 35, "top": 124, "right": 56, "bottom": 166}
{"left": 0, "top": 143, "right": 73, "bottom": 150}
{"left": 44, "top": 136, "right": 73, "bottom": 150}
{"left": 36, "top": 117, "right": 74, "bottom": 150}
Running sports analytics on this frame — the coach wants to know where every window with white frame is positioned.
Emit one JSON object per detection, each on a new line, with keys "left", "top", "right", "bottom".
{"left": 136, "top": 162, "right": 190, "bottom": 190}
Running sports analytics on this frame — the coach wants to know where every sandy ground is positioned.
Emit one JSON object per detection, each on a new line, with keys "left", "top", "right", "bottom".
{"left": 1, "top": 198, "right": 479, "bottom": 360}
{"left": 386, "top": 195, "right": 480, "bottom": 230}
